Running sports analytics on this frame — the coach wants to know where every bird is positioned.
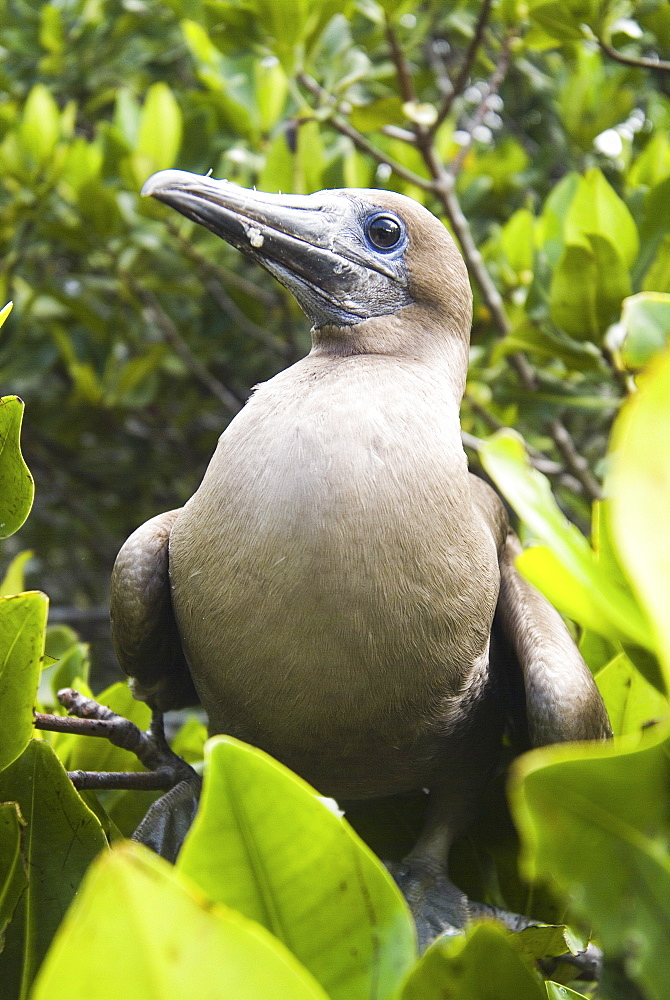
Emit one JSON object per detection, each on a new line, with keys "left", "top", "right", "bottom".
{"left": 111, "top": 169, "right": 611, "bottom": 943}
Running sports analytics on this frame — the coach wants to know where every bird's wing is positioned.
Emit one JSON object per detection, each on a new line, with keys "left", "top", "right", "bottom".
{"left": 470, "top": 475, "right": 611, "bottom": 747}
{"left": 110, "top": 509, "right": 198, "bottom": 711}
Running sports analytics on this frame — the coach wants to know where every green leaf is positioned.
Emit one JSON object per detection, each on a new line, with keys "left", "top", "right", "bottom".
{"left": 500, "top": 208, "right": 535, "bottom": 277}
{"left": 0, "top": 591, "right": 48, "bottom": 771}
{"left": 18, "top": 84, "right": 60, "bottom": 167}
{"left": 509, "top": 729, "right": 670, "bottom": 1000}
{"left": 614, "top": 292, "right": 670, "bottom": 371}
{"left": 0, "top": 550, "right": 32, "bottom": 597}
{"left": 133, "top": 83, "right": 183, "bottom": 187}
{"left": 545, "top": 984, "right": 590, "bottom": 999}
{"left": 31, "top": 841, "right": 330, "bottom": 1000}
{"left": 565, "top": 169, "right": 639, "bottom": 269}
{"left": 550, "top": 235, "right": 631, "bottom": 341}
{"left": 0, "top": 397, "right": 35, "bottom": 540}
{"left": 254, "top": 56, "right": 288, "bottom": 133}
{"left": 596, "top": 653, "right": 669, "bottom": 736}
{"left": 529, "top": 1, "right": 587, "bottom": 41}
{"left": 0, "top": 802, "right": 27, "bottom": 947}
{"left": 538, "top": 172, "right": 580, "bottom": 268}
{"left": 0, "top": 301, "right": 13, "bottom": 330}
{"left": 350, "top": 96, "right": 405, "bottom": 132}
{"left": 479, "top": 429, "right": 650, "bottom": 649}
{"left": 177, "top": 736, "right": 416, "bottom": 1000}
{"left": 609, "top": 348, "right": 670, "bottom": 686}
{"left": 401, "top": 921, "right": 546, "bottom": 1000}
{"left": 0, "top": 740, "right": 107, "bottom": 999}
{"left": 628, "top": 132, "right": 670, "bottom": 190}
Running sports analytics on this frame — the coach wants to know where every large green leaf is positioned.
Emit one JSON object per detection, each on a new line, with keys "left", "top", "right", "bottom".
{"left": 401, "top": 921, "right": 546, "bottom": 1000}
{"left": 132, "top": 82, "right": 182, "bottom": 186}
{"left": 177, "top": 736, "right": 416, "bottom": 1000}
{"left": 0, "top": 591, "right": 48, "bottom": 771}
{"left": 550, "top": 235, "right": 631, "bottom": 342}
{"left": 18, "top": 84, "right": 60, "bottom": 167}
{"left": 509, "top": 729, "right": 670, "bottom": 1000}
{"left": 31, "top": 841, "right": 329, "bottom": 1000}
{"left": 564, "top": 169, "right": 639, "bottom": 269}
{"left": 615, "top": 292, "right": 670, "bottom": 372}
{"left": 609, "top": 348, "right": 670, "bottom": 687}
{"left": 479, "top": 430, "right": 650, "bottom": 649}
{"left": 596, "top": 653, "right": 669, "bottom": 736}
{"left": 0, "top": 740, "right": 107, "bottom": 999}
{"left": 0, "top": 397, "right": 34, "bottom": 540}
{"left": 0, "top": 802, "right": 27, "bottom": 947}
{"left": 0, "top": 551, "right": 33, "bottom": 597}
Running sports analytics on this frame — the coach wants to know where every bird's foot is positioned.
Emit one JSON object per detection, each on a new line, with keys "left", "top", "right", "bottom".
{"left": 386, "top": 857, "right": 468, "bottom": 951}
{"left": 387, "top": 857, "right": 602, "bottom": 985}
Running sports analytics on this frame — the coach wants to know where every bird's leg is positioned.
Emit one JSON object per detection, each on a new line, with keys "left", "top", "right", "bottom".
{"left": 387, "top": 786, "right": 473, "bottom": 950}
{"left": 34, "top": 687, "right": 198, "bottom": 792}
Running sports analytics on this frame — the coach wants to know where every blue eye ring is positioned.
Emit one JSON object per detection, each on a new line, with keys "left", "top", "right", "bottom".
{"left": 364, "top": 213, "right": 405, "bottom": 252}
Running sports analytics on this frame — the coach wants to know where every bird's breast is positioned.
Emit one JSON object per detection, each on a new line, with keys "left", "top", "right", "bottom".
{"left": 169, "top": 358, "right": 500, "bottom": 795}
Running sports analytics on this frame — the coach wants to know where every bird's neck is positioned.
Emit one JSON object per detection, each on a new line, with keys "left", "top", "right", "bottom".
{"left": 309, "top": 311, "right": 470, "bottom": 404}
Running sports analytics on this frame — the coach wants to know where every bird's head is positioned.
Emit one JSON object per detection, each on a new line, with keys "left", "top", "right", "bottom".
{"left": 142, "top": 170, "right": 472, "bottom": 362}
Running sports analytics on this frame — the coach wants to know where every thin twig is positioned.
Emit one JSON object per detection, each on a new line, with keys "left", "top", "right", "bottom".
{"left": 449, "top": 36, "right": 513, "bottom": 176}
{"left": 433, "top": 0, "right": 494, "bottom": 130}
{"left": 139, "top": 290, "right": 243, "bottom": 414}
{"left": 598, "top": 37, "right": 670, "bottom": 73}
{"left": 548, "top": 419, "right": 602, "bottom": 501}
{"left": 165, "top": 219, "right": 278, "bottom": 308}
{"left": 203, "top": 279, "right": 292, "bottom": 359}
{"left": 386, "top": 20, "right": 417, "bottom": 103}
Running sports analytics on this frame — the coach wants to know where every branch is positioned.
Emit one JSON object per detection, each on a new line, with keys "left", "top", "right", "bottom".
{"left": 433, "top": 0, "right": 494, "bottom": 130}
{"left": 598, "top": 37, "right": 670, "bottom": 73}
{"left": 34, "top": 688, "right": 198, "bottom": 792}
{"left": 297, "top": 73, "right": 435, "bottom": 192}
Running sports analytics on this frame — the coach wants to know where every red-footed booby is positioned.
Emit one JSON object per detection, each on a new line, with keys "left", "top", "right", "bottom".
{"left": 111, "top": 170, "right": 610, "bottom": 944}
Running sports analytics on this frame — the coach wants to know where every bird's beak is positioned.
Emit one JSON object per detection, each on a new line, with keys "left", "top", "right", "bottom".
{"left": 142, "top": 169, "right": 407, "bottom": 327}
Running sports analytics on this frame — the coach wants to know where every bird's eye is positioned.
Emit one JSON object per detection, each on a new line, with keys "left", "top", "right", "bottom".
{"left": 365, "top": 214, "right": 404, "bottom": 251}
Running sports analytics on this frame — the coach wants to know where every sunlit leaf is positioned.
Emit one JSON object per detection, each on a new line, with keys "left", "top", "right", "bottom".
{"left": 565, "top": 169, "right": 639, "bottom": 269}
{"left": 0, "top": 740, "right": 107, "bottom": 999}
{"left": 510, "top": 728, "right": 670, "bottom": 1000}
{"left": 135, "top": 83, "right": 183, "bottom": 179}
{"left": 401, "top": 921, "right": 546, "bottom": 1000}
{"left": 0, "top": 550, "right": 32, "bottom": 597}
{"left": 31, "top": 841, "right": 329, "bottom": 1000}
{"left": 613, "top": 292, "right": 670, "bottom": 371}
{"left": 609, "top": 348, "right": 670, "bottom": 686}
{"left": 479, "top": 429, "right": 650, "bottom": 649}
{"left": 0, "top": 591, "right": 48, "bottom": 771}
{"left": 0, "top": 397, "right": 34, "bottom": 540}
{"left": 18, "top": 84, "right": 60, "bottom": 166}
{"left": 596, "top": 653, "right": 669, "bottom": 736}
{"left": 178, "top": 736, "right": 416, "bottom": 1000}
{"left": 550, "top": 235, "right": 631, "bottom": 342}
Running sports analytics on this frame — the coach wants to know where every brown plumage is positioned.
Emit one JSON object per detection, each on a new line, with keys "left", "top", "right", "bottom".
{"left": 111, "top": 173, "right": 610, "bottom": 942}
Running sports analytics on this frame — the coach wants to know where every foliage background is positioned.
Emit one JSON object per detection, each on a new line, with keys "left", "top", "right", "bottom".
{"left": 1, "top": 0, "right": 670, "bottom": 997}
{"left": 1, "top": 0, "right": 669, "bottom": 679}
